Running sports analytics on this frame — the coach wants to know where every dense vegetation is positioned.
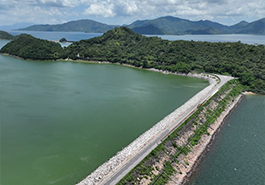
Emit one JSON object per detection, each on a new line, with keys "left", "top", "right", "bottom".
{"left": 0, "top": 30, "right": 15, "bottom": 40}
{"left": 117, "top": 79, "right": 245, "bottom": 185}
{"left": 0, "top": 34, "right": 63, "bottom": 60}
{"left": 59, "top": 38, "right": 67, "bottom": 42}
{"left": 1, "top": 27, "right": 264, "bottom": 93}
{"left": 64, "top": 27, "right": 265, "bottom": 93}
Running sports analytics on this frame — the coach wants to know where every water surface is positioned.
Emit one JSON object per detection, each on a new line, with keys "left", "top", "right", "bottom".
{"left": 187, "top": 95, "right": 265, "bottom": 185}
{"left": 5, "top": 30, "right": 265, "bottom": 45}
{"left": 0, "top": 39, "right": 208, "bottom": 185}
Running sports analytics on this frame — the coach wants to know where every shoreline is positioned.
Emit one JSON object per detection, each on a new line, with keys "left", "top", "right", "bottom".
{"left": 183, "top": 96, "right": 243, "bottom": 184}
{"left": 166, "top": 94, "right": 243, "bottom": 185}
{"left": 77, "top": 72, "right": 218, "bottom": 185}
{"left": 2, "top": 53, "right": 242, "bottom": 185}
{"left": 1, "top": 53, "right": 218, "bottom": 83}
{"left": 242, "top": 91, "right": 257, "bottom": 95}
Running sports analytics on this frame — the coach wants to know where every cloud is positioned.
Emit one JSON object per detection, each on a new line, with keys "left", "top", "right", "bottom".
{"left": 84, "top": 1, "right": 115, "bottom": 17}
{"left": 0, "top": 0, "right": 264, "bottom": 26}
{"left": 83, "top": 0, "right": 265, "bottom": 21}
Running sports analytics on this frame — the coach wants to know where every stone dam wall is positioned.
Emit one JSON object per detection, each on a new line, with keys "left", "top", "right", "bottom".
{"left": 76, "top": 72, "right": 218, "bottom": 185}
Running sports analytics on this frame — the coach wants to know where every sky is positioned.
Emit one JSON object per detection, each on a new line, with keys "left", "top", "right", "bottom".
{"left": 0, "top": 0, "right": 264, "bottom": 27}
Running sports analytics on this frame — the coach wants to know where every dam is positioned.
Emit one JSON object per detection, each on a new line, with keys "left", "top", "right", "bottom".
{"left": 77, "top": 72, "right": 234, "bottom": 185}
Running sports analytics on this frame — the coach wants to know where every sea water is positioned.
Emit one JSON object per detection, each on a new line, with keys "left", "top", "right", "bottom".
{"left": 187, "top": 95, "right": 265, "bottom": 185}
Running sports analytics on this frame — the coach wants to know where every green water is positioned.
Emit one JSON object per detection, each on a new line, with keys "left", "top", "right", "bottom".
{"left": 188, "top": 95, "right": 265, "bottom": 185}
{"left": 0, "top": 40, "right": 208, "bottom": 185}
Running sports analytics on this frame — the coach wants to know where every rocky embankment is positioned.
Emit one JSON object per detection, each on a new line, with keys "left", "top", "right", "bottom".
{"left": 166, "top": 95, "right": 243, "bottom": 185}
{"left": 77, "top": 72, "right": 218, "bottom": 185}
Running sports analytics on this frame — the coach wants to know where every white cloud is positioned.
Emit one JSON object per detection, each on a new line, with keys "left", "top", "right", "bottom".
{"left": 0, "top": 0, "right": 264, "bottom": 26}
{"left": 84, "top": 1, "right": 115, "bottom": 17}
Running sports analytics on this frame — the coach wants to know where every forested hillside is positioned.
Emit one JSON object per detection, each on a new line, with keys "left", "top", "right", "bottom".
{"left": 0, "top": 31, "right": 15, "bottom": 40}
{"left": 0, "top": 34, "right": 63, "bottom": 60}
{"left": 1, "top": 27, "right": 264, "bottom": 93}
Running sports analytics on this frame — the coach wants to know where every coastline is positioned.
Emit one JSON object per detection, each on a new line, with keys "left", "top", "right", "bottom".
{"left": 2, "top": 52, "right": 219, "bottom": 84}
{"left": 2, "top": 53, "right": 241, "bottom": 185}
{"left": 166, "top": 94, "right": 243, "bottom": 185}
{"left": 243, "top": 91, "right": 257, "bottom": 95}
{"left": 77, "top": 72, "right": 218, "bottom": 185}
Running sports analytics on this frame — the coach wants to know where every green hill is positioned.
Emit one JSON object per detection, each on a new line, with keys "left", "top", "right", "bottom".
{"left": 0, "top": 31, "right": 15, "bottom": 40}
{"left": 0, "top": 34, "right": 63, "bottom": 60}
{"left": 1, "top": 27, "right": 265, "bottom": 93}
{"left": 18, "top": 19, "right": 117, "bottom": 33}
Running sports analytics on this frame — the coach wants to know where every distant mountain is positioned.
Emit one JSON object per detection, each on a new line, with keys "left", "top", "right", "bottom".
{"left": 131, "top": 24, "right": 164, "bottom": 35}
{"left": 185, "top": 27, "right": 225, "bottom": 35}
{"left": 17, "top": 16, "right": 265, "bottom": 35}
{"left": 18, "top": 20, "right": 118, "bottom": 33}
{"left": 127, "top": 16, "right": 228, "bottom": 35}
{"left": 229, "top": 21, "right": 249, "bottom": 31}
{"left": 234, "top": 18, "right": 265, "bottom": 34}
{"left": 0, "top": 22, "right": 34, "bottom": 30}
{"left": 127, "top": 16, "right": 265, "bottom": 35}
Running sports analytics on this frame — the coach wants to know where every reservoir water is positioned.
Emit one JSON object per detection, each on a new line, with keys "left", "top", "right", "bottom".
{"left": 0, "top": 40, "right": 208, "bottom": 185}
{"left": 187, "top": 95, "right": 265, "bottom": 185}
{"left": 1, "top": 31, "right": 264, "bottom": 185}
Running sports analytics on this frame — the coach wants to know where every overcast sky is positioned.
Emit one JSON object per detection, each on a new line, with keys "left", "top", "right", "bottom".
{"left": 0, "top": 0, "right": 264, "bottom": 26}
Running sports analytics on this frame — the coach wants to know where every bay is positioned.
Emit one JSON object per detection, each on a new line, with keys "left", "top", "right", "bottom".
{"left": 0, "top": 39, "right": 208, "bottom": 185}
{"left": 187, "top": 95, "right": 265, "bottom": 185}
{"left": 5, "top": 30, "right": 265, "bottom": 45}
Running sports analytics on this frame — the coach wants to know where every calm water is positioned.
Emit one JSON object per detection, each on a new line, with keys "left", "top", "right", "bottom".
{"left": 188, "top": 95, "right": 265, "bottom": 185}
{"left": 152, "top": 34, "right": 265, "bottom": 45}
{"left": 0, "top": 39, "right": 208, "bottom": 185}
{"left": 5, "top": 30, "right": 265, "bottom": 45}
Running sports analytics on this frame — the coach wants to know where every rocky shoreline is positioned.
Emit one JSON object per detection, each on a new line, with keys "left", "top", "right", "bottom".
{"left": 76, "top": 72, "right": 218, "bottom": 185}
{"left": 166, "top": 95, "right": 243, "bottom": 185}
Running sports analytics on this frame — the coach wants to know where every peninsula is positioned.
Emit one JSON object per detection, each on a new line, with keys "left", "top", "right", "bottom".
{"left": 1, "top": 27, "right": 264, "bottom": 94}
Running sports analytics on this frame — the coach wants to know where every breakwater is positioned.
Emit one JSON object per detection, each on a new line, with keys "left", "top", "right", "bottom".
{"left": 77, "top": 72, "right": 219, "bottom": 185}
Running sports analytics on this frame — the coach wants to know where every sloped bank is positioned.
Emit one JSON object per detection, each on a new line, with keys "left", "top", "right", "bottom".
{"left": 169, "top": 95, "right": 243, "bottom": 185}
{"left": 76, "top": 72, "right": 218, "bottom": 185}
{"left": 117, "top": 79, "right": 243, "bottom": 185}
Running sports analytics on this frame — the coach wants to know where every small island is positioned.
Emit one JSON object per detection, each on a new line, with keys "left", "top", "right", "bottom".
{"left": 59, "top": 38, "right": 67, "bottom": 42}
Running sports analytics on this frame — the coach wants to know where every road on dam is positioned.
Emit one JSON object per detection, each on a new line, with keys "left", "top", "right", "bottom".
{"left": 99, "top": 74, "right": 234, "bottom": 185}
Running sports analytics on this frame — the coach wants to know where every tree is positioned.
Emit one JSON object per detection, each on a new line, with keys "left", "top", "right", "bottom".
{"left": 59, "top": 38, "right": 67, "bottom": 42}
